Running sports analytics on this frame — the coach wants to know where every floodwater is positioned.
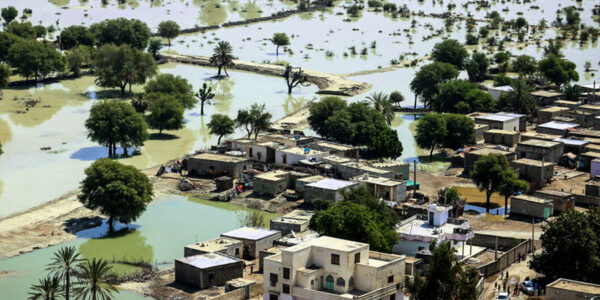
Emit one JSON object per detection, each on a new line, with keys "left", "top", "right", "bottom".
{"left": 0, "top": 194, "right": 277, "bottom": 299}
{"left": 0, "top": 63, "right": 317, "bottom": 218}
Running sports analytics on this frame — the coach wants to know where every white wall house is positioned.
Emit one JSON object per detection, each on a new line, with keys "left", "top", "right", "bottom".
{"left": 275, "top": 147, "right": 328, "bottom": 165}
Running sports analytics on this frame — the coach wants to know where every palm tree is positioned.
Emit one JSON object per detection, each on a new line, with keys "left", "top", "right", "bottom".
{"left": 131, "top": 92, "right": 148, "bottom": 114}
{"left": 366, "top": 92, "right": 395, "bottom": 125}
{"left": 502, "top": 80, "right": 537, "bottom": 119}
{"left": 47, "top": 246, "right": 84, "bottom": 300}
{"left": 195, "top": 82, "right": 215, "bottom": 115}
{"left": 28, "top": 275, "right": 63, "bottom": 300}
{"left": 75, "top": 258, "right": 119, "bottom": 300}
{"left": 209, "top": 41, "right": 235, "bottom": 77}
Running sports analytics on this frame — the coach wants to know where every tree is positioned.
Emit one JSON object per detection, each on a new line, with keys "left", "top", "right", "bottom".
{"left": 34, "top": 25, "right": 47, "bottom": 38}
{"left": 539, "top": 55, "right": 579, "bottom": 87}
{"left": 494, "top": 51, "right": 510, "bottom": 73}
{"left": 193, "top": 82, "right": 215, "bottom": 115}
{"left": 75, "top": 258, "right": 119, "bottom": 300}
{"left": 493, "top": 73, "right": 512, "bottom": 87}
{"left": 144, "top": 73, "right": 195, "bottom": 109}
{"left": 1, "top": 6, "right": 18, "bottom": 24}
{"left": 283, "top": 65, "right": 308, "bottom": 94}
{"left": 431, "top": 39, "right": 468, "bottom": 70}
{"left": 85, "top": 101, "right": 148, "bottom": 157}
{"left": 432, "top": 80, "right": 495, "bottom": 113}
{"left": 498, "top": 80, "right": 537, "bottom": 117}
{"left": 543, "top": 40, "right": 563, "bottom": 58}
{"left": 366, "top": 127, "right": 403, "bottom": 161}
{"left": 512, "top": 55, "right": 537, "bottom": 79}
{"left": 498, "top": 176, "right": 529, "bottom": 216}
{"left": 147, "top": 38, "right": 162, "bottom": 59}
{"left": 94, "top": 44, "right": 157, "bottom": 95}
{"left": 235, "top": 109, "right": 253, "bottom": 139}
{"left": 0, "top": 31, "right": 21, "bottom": 62}
{"left": 366, "top": 92, "right": 395, "bottom": 125}
{"left": 79, "top": 159, "right": 153, "bottom": 233}
{"left": 238, "top": 210, "right": 267, "bottom": 227}
{"left": 272, "top": 32, "right": 290, "bottom": 56}
{"left": 46, "top": 246, "right": 83, "bottom": 300}
{"left": 147, "top": 95, "right": 185, "bottom": 135}
{"left": 210, "top": 41, "right": 234, "bottom": 77}
{"left": 308, "top": 96, "right": 347, "bottom": 139}
{"left": 0, "top": 63, "right": 10, "bottom": 90}
{"left": 66, "top": 45, "right": 92, "bottom": 77}
{"left": 515, "top": 17, "right": 528, "bottom": 31}
{"left": 310, "top": 187, "right": 399, "bottom": 252}
{"left": 28, "top": 275, "right": 63, "bottom": 300}
{"left": 58, "top": 25, "right": 95, "bottom": 50}
{"left": 470, "top": 153, "right": 513, "bottom": 213}
{"left": 5, "top": 21, "right": 36, "bottom": 39}
{"left": 438, "top": 187, "right": 464, "bottom": 217}
{"left": 530, "top": 208, "right": 600, "bottom": 283}
{"left": 465, "top": 52, "right": 489, "bottom": 82}
{"left": 389, "top": 90, "right": 404, "bottom": 104}
{"left": 90, "top": 18, "right": 151, "bottom": 49}
{"left": 443, "top": 114, "right": 475, "bottom": 149}
{"left": 408, "top": 243, "right": 479, "bottom": 300}
{"left": 0, "top": 142, "right": 3, "bottom": 156}
{"left": 410, "top": 62, "right": 458, "bottom": 108}
{"left": 562, "top": 84, "right": 581, "bottom": 101}
{"left": 158, "top": 20, "right": 180, "bottom": 46}
{"left": 415, "top": 113, "right": 447, "bottom": 159}
{"left": 208, "top": 114, "right": 234, "bottom": 145}
{"left": 7, "top": 39, "right": 66, "bottom": 80}
{"left": 249, "top": 103, "right": 272, "bottom": 140}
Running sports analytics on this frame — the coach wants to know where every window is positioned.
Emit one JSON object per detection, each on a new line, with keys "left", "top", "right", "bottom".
{"left": 270, "top": 273, "right": 278, "bottom": 287}
{"left": 257, "top": 152, "right": 262, "bottom": 160}
{"left": 389, "top": 295, "right": 395, "bottom": 300}
{"left": 283, "top": 267, "right": 290, "bottom": 279}
{"left": 269, "top": 294, "right": 278, "bottom": 300}
{"left": 388, "top": 275, "right": 394, "bottom": 283}
{"left": 331, "top": 254, "right": 340, "bottom": 265}
{"left": 349, "top": 277, "right": 355, "bottom": 286}
{"left": 355, "top": 252, "right": 361, "bottom": 264}
{"left": 337, "top": 277, "right": 345, "bottom": 286}
{"left": 208, "top": 273, "right": 214, "bottom": 282}
{"left": 235, "top": 248, "right": 240, "bottom": 257}
{"left": 282, "top": 284, "right": 290, "bottom": 294}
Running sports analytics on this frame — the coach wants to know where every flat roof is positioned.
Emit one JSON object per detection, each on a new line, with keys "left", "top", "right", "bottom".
{"left": 317, "top": 141, "right": 355, "bottom": 151}
{"left": 474, "top": 113, "right": 518, "bottom": 122}
{"left": 488, "top": 85, "right": 514, "bottom": 92}
{"left": 280, "top": 146, "right": 327, "bottom": 156}
{"left": 536, "top": 189, "right": 573, "bottom": 197}
{"left": 570, "top": 130, "right": 600, "bottom": 138}
{"left": 191, "top": 153, "right": 250, "bottom": 163}
{"left": 306, "top": 178, "right": 357, "bottom": 190}
{"left": 371, "top": 161, "right": 409, "bottom": 168}
{"left": 518, "top": 139, "right": 562, "bottom": 148}
{"left": 322, "top": 155, "right": 353, "bottom": 164}
{"left": 582, "top": 151, "right": 600, "bottom": 158}
{"left": 352, "top": 175, "right": 404, "bottom": 187}
{"left": 538, "top": 106, "right": 569, "bottom": 113}
{"left": 221, "top": 227, "right": 280, "bottom": 241}
{"left": 341, "top": 162, "right": 392, "bottom": 174}
{"left": 176, "top": 252, "right": 239, "bottom": 269}
{"left": 554, "top": 138, "right": 589, "bottom": 146}
{"left": 285, "top": 236, "right": 368, "bottom": 253}
{"left": 521, "top": 131, "right": 562, "bottom": 141}
{"left": 185, "top": 237, "right": 241, "bottom": 252}
{"left": 255, "top": 170, "right": 289, "bottom": 181}
{"left": 554, "top": 100, "right": 578, "bottom": 105}
{"left": 532, "top": 90, "right": 563, "bottom": 97}
{"left": 485, "top": 129, "right": 519, "bottom": 135}
{"left": 498, "top": 112, "right": 526, "bottom": 118}
{"left": 537, "top": 121, "right": 580, "bottom": 130}
{"left": 297, "top": 175, "right": 326, "bottom": 183}
{"left": 271, "top": 210, "right": 314, "bottom": 225}
{"left": 512, "top": 158, "right": 556, "bottom": 167}
{"left": 547, "top": 278, "right": 600, "bottom": 294}
{"left": 469, "top": 148, "right": 513, "bottom": 156}
{"left": 580, "top": 104, "right": 600, "bottom": 111}
{"left": 512, "top": 194, "right": 552, "bottom": 204}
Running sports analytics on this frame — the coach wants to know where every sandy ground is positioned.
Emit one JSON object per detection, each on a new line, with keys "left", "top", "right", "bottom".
{"left": 480, "top": 252, "right": 544, "bottom": 300}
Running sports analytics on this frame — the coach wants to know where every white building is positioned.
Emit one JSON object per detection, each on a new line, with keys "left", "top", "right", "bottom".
{"left": 263, "top": 236, "right": 406, "bottom": 300}
{"left": 393, "top": 204, "right": 473, "bottom": 257}
{"left": 474, "top": 113, "right": 521, "bottom": 131}
{"left": 486, "top": 85, "right": 513, "bottom": 100}
{"left": 275, "top": 147, "right": 328, "bottom": 165}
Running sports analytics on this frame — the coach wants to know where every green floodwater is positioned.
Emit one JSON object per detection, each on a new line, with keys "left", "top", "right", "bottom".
{"left": 0, "top": 194, "right": 277, "bottom": 299}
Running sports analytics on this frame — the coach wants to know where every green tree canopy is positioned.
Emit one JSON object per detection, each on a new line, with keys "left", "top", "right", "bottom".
{"left": 66, "top": 45, "right": 92, "bottom": 77}
{"left": 539, "top": 55, "right": 579, "bottom": 87}
{"left": 0, "top": 31, "right": 21, "bottom": 62}
{"left": 443, "top": 113, "right": 475, "bottom": 149}
{"left": 432, "top": 80, "right": 495, "bottom": 113}
{"left": 47, "top": 246, "right": 83, "bottom": 300}
{"left": 7, "top": 39, "right": 66, "bottom": 80}
{"left": 415, "top": 113, "right": 447, "bottom": 159}
{"left": 28, "top": 275, "right": 63, "bottom": 300}
{"left": 530, "top": 208, "right": 600, "bottom": 283}
{"left": 90, "top": 18, "right": 151, "bottom": 49}
{"left": 497, "top": 80, "right": 537, "bottom": 117}
{"left": 0, "top": 63, "right": 10, "bottom": 89}
{"left": 78, "top": 159, "right": 153, "bottom": 233}
{"left": 366, "top": 127, "right": 403, "bottom": 161}
{"left": 1, "top": 6, "right": 18, "bottom": 24}
{"left": 471, "top": 153, "right": 513, "bottom": 213}
{"left": 512, "top": 55, "right": 537, "bottom": 79}
{"left": 235, "top": 103, "right": 272, "bottom": 140}
{"left": 147, "top": 38, "right": 162, "bottom": 59}
{"left": 75, "top": 258, "right": 119, "bottom": 299}
{"left": 366, "top": 92, "right": 395, "bottom": 125}
{"left": 195, "top": 82, "right": 215, "bottom": 115}
{"left": 94, "top": 44, "right": 157, "bottom": 94}
{"left": 431, "top": 39, "right": 468, "bottom": 70}
{"left": 465, "top": 52, "right": 489, "bottom": 82}
{"left": 59, "top": 25, "right": 95, "bottom": 50}
{"left": 498, "top": 175, "right": 529, "bottom": 216}
{"left": 144, "top": 73, "right": 196, "bottom": 109}
{"left": 207, "top": 114, "right": 235, "bottom": 145}
{"left": 410, "top": 62, "right": 458, "bottom": 107}
{"left": 210, "top": 41, "right": 234, "bottom": 77}
{"left": 146, "top": 94, "right": 185, "bottom": 135}
{"left": 308, "top": 96, "right": 347, "bottom": 139}
{"left": 157, "top": 20, "right": 180, "bottom": 46}
{"left": 272, "top": 32, "right": 290, "bottom": 56}
{"left": 85, "top": 101, "right": 149, "bottom": 157}
{"left": 4, "top": 21, "right": 36, "bottom": 39}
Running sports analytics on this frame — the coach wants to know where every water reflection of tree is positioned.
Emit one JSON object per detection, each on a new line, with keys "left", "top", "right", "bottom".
{"left": 209, "top": 78, "right": 234, "bottom": 114}
{"left": 198, "top": 115, "right": 212, "bottom": 144}
{"left": 197, "top": 0, "right": 228, "bottom": 26}
{"left": 0, "top": 119, "right": 13, "bottom": 145}
{"left": 282, "top": 95, "right": 307, "bottom": 115}
{"left": 238, "top": 1, "right": 262, "bottom": 20}
{"left": 48, "top": 0, "right": 70, "bottom": 7}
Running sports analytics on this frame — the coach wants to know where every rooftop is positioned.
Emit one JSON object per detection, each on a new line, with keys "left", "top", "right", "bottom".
{"left": 474, "top": 113, "right": 518, "bottom": 122}
{"left": 582, "top": 151, "right": 600, "bottom": 158}
{"left": 271, "top": 210, "right": 314, "bottom": 225}
{"left": 185, "top": 237, "right": 241, "bottom": 253}
{"left": 306, "top": 178, "right": 357, "bottom": 190}
{"left": 485, "top": 129, "right": 519, "bottom": 135}
{"left": 280, "top": 146, "right": 327, "bottom": 156}
{"left": 512, "top": 194, "right": 552, "bottom": 204}
{"left": 554, "top": 138, "right": 590, "bottom": 146}
{"left": 340, "top": 162, "right": 392, "bottom": 174}
{"left": 191, "top": 153, "right": 250, "bottom": 163}
{"left": 371, "top": 161, "right": 409, "bottom": 168}
{"left": 221, "top": 227, "right": 280, "bottom": 241}
{"left": 518, "top": 139, "right": 562, "bottom": 148}
{"left": 580, "top": 104, "right": 600, "bottom": 111}
{"left": 469, "top": 148, "right": 513, "bottom": 156}
{"left": 537, "top": 121, "right": 580, "bottom": 130}
{"left": 498, "top": 112, "right": 526, "bottom": 118}
{"left": 321, "top": 155, "right": 353, "bottom": 164}
{"left": 547, "top": 278, "right": 600, "bottom": 294}
{"left": 538, "top": 106, "right": 569, "bottom": 113}
{"left": 536, "top": 189, "right": 573, "bottom": 197}
{"left": 285, "top": 236, "right": 368, "bottom": 253}
{"left": 351, "top": 174, "right": 405, "bottom": 187}
{"left": 521, "top": 131, "right": 562, "bottom": 141}
{"left": 553, "top": 100, "right": 578, "bottom": 105}
{"left": 512, "top": 158, "right": 556, "bottom": 167}
{"left": 570, "top": 130, "right": 600, "bottom": 138}
{"left": 255, "top": 170, "right": 290, "bottom": 181}
{"left": 316, "top": 141, "right": 355, "bottom": 151}
{"left": 396, "top": 216, "right": 472, "bottom": 243}
{"left": 297, "top": 175, "right": 326, "bottom": 183}
{"left": 488, "top": 85, "right": 514, "bottom": 92}
{"left": 176, "top": 252, "right": 240, "bottom": 269}
{"left": 531, "top": 90, "right": 563, "bottom": 98}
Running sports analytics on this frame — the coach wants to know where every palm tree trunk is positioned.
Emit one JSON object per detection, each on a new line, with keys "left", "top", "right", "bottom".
{"left": 217, "top": 135, "right": 222, "bottom": 145}
{"left": 429, "top": 147, "right": 434, "bottom": 160}
{"left": 65, "top": 271, "right": 70, "bottom": 300}
{"left": 217, "top": 66, "right": 222, "bottom": 76}
{"left": 276, "top": 45, "right": 279, "bottom": 56}
{"left": 224, "top": 67, "right": 229, "bottom": 77}
{"left": 486, "top": 190, "right": 492, "bottom": 214}
{"left": 504, "top": 196, "right": 509, "bottom": 215}
{"left": 201, "top": 101, "right": 205, "bottom": 115}
{"left": 108, "top": 142, "right": 113, "bottom": 158}
{"left": 108, "top": 216, "right": 114, "bottom": 233}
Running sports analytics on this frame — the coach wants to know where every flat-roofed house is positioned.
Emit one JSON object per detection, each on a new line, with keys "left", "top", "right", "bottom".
{"left": 553, "top": 99, "right": 578, "bottom": 109}
{"left": 537, "top": 106, "right": 570, "bottom": 124}
{"left": 275, "top": 147, "right": 328, "bottom": 165}
{"left": 534, "top": 189, "right": 575, "bottom": 214}
{"left": 536, "top": 121, "right": 581, "bottom": 137}
{"left": 184, "top": 237, "right": 243, "bottom": 258}
{"left": 315, "top": 141, "right": 359, "bottom": 158}
{"left": 221, "top": 227, "right": 282, "bottom": 259}
{"left": 253, "top": 170, "right": 291, "bottom": 196}
{"left": 510, "top": 195, "right": 553, "bottom": 219}
{"left": 295, "top": 175, "right": 325, "bottom": 193}
{"left": 516, "top": 139, "right": 564, "bottom": 163}
{"left": 474, "top": 124, "right": 489, "bottom": 142}
{"left": 483, "top": 129, "right": 520, "bottom": 147}
{"left": 351, "top": 174, "right": 407, "bottom": 203}
{"left": 270, "top": 210, "right": 314, "bottom": 235}
{"left": 569, "top": 110, "right": 596, "bottom": 128}
{"left": 531, "top": 90, "right": 564, "bottom": 105}
{"left": 337, "top": 162, "right": 395, "bottom": 180}
{"left": 546, "top": 278, "right": 600, "bottom": 300}
{"left": 370, "top": 161, "right": 410, "bottom": 180}
{"left": 474, "top": 113, "right": 520, "bottom": 131}
{"left": 510, "top": 158, "right": 555, "bottom": 184}
{"left": 186, "top": 153, "right": 252, "bottom": 178}
{"left": 580, "top": 151, "right": 600, "bottom": 171}
{"left": 175, "top": 252, "right": 244, "bottom": 289}
{"left": 464, "top": 148, "right": 516, "bottom": 173}
{"left": 486, "top": 85, "right": 513, "bottom": 100}
{"left": 303, "top": 178, "right": 358, "bottom": 204}
{"left": 521, "top": 131, "right": 562, "bottom": 142}
{"left": 554, "top": 138, "right": 589, "bottom": 154}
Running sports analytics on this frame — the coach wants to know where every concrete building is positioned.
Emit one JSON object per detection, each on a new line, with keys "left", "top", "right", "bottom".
{"left": 261, "top": 133, "right": 313, "bottom": 148}
{"left": 486, "top": 85, "right": 513, "bottom": 100}
{"left": 569, "top": 110, "right": 596, "bottom": 128}
{"left": 394, "top": 204, "right": 473, "bottom": 256}
{"left": 580, "top": 151, "right": 600, "bottom": 171}
{"left": 536, "top": 121, "right": 581, "bottom": 137}
{"left": 510, "top": 195, "right": 553, "bottom": 219}
{"left": 595, "top": 116, "right": 600, "bottom": 130}
{"left": 321, "top": 155, "right": 353, "bottom": 166}
{"left": 553, "top": 99, "right": 579, "bottom": 109}
{"left": 351, "top": 174, "right": 407, "bottom": 203}
{"left": 483, "top": 129, "right": 520, "bottom": 147}
{"left": 516, "top": 139, "right": 564, "bottom": 163}
{"left": 546, "top": 278, "right": 600, "bottom": 300}
{"left": 270, "top": 210, "right": 314, "bottom": 235}
{"left": 275, "top": 147, "right": 328, "bottom": 165}
{"left": 337, "top": 162, "right": 395, "bottom": 180}
{"left": 474, "top": 124, "right": 490, "bottom": 142}
{"left": 221, "top": 227, "right": 282, "bottom": 259}
{"left": 511, "top": 158, "right": 555, "bottom": 184}
{"left": 534, "top": 189, "right": 575, "bottom": 214}
{"left": 474, "top": 113, "right": 520, "bottom": 131}
{"left": 497, "top": 112, "right": 527, "bottom": 132}
{"left": 184, "top": 237, "right": 243, "bottom": 258}
{"left": 262, "top": 236, "right": 406, "bottom": 300}
{"left": 370, "top": 161, "right": 410, "bottom": 180}
{"left": 554, "top": 138, "right": 589, "bottom": 154}
{"left": 174, "top": 252, "right": 244, "bottom": 289}
{"left": 568, "top": 129, "right": 600, "bottom": 140}
{"left": 228, "top": 139, "right": 281, "bottom": 163}
{"left": 314, "top": 141, "right": 358, "bottom": 158}
{"left": 579, "top": 104, "right": 600, "bottom": 115}
{"left": 304, "top": 178, "right": 358, "bottom": 204}
{"left": 186, "top": 153, "right": 252, "bottom": 178}
{"left": 592, "top": 159, "right": 600, "bottom": 179}
{"left": 537, "top": 106, "right": 570, "bottom": 124}
{"left": 464, "top": 148, "right": 516, "bottom": 173}
{"left": 253, "top": 170, "right": 291, "bottom": 196}
{"left": 295, "top": 175, "right": 325, "bottom": 193}
{"left": 531, "top": 90, "right": 564, "bottom": 105}
{"left": 521, "top": 131, "right": 562, "bottom": 142}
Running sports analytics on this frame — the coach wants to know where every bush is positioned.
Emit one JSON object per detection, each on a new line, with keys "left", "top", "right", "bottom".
{"left": 493, "top": 73, "right": 512, "bottom": 87}
{"left": 383, "top": 3, "right": 397, "bottom": 12}
{"left": 368, "top": 0, "right": 382, "bottom": 8}
{"left": 466, "top": 33, "right": 478, "bottom": 45}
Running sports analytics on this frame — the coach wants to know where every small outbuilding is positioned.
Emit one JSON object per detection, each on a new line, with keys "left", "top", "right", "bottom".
{"left": 569, "top": 110, "right": 596, "bottom": 128}
{"left": 303, "top": 178, "right": 358, "bottom": 203}
{"left": 553, "top": 99, "right": 578, "bottom": 109}
{"left": 269, "top": 210, "right": 314, "bottom": 235}
{"left": 486, "top": 85, "right": 513, "bottom": 100}
{"left": 553, "top": 138, "right": 589, "bottom": 155}
{"left": 221, "top": 227, "right": 282, "bottom": 259}
{"left": 483, "top": 129, "right": 520, "bottom": 147}
{"left": 521, "top": 131, "right": 562, "bottom": 142}
{"left": 536, "top": 121, "right": 581, "bottom": 137}
{"left": 275, "top": 146, "right": 328, "bottom": 165}
{"left": 184, "top": 237, "right": 243, "bottom": 258}
{"left": 337, "top": 162, "right": 395, "bottom": 180}
{"left": 186, "top": 153, "right": 252, "bottom": 178}
{"left": 321, "top": 155, "right": 353, "bottom": 166}
{"left": 510, "top": 195, "right": 553, "bottom": 219}
{"left": 174, "top": 252, "right": 243, "bottom": 290}
{"left": 546, "top": 278, "right": 600, "bottom": 300}
{"left": 537, "top": 106, "right": 570, "bottom": 124}
{"left": 295, "top": 175, "right": 325, "bottom": 193}
{"left": 370, "top": 161, "right": 410, "bottom": 180}
{"left": 474, "top": 113, "right": 520, "bottom": 131}
{"left": 534, "top": 189, "right": 575, "bottom": 214}
{"left": 516, "top": 139, "right": 564, "bottom": 163}
{"left": 464, "top": 148, "right": 516, "bottom": 173}
{"left": 580, "top": 151, "right": 600, "bottom": 171}
{"left": 252, "top": 170, "right": 290, "bottom": 196}
{"left": 531, "top": 90, "right": 564, "bottom": 105}
{"left": 351, "top": 174, "right": 407, "bottom": 202}
{"left": 511, "top": 158, "right": 555, "bottom": 184}
{"left": 474, "top": 124, "right": 489, "bottom": 142}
